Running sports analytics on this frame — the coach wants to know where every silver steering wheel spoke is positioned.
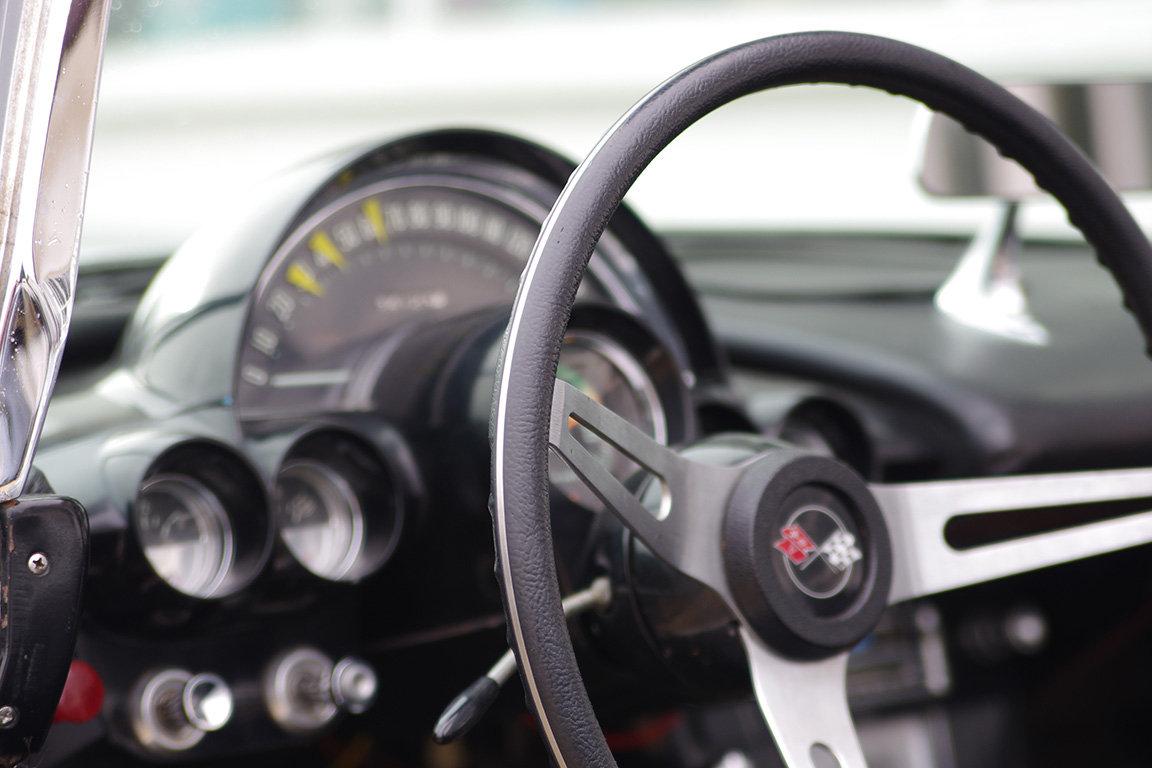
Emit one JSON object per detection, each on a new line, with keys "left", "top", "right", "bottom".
{"left": 741, "top": 630, "right": 866, "bottom": 768}
{"left": 548, "top": 378, "right": 741, "bottom": 595}
{"left": 874, "top": 465, "right": 1152, "bottom": 602}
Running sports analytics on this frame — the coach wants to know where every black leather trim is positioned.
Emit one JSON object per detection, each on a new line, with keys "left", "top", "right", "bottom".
{"left": 492, "top": 31, "right": 1152, "bottom": 768}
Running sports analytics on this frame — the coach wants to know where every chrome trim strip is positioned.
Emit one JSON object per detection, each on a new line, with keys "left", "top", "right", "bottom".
{"left": 494, "top": 84, "right": 661, "bottom": 767}
{"left": 0, "top": 0, "right": 111, "bottom": 499}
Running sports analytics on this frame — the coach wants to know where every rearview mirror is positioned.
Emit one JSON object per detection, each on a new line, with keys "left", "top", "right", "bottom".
{"left": 918, "top": 82, "right": 1152, "bottom": 198}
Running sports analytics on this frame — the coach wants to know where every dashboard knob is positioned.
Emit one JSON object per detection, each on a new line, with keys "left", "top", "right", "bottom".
{"left": 331, "top": 657, "right": 377, "bottom": 714}
{"left": 53, "top": 660, "right": 105, "bottom": 724}
{"left": 182, "top": 673, "right": 234, "bottom": 732}
{"left": 131, "top": 669, "right": 233, "bottom": 753}
{"left": 263, "top": 648, "right": 378, "bottom": 732}
{"left": 263, "top": 647, "right": 338, "bottom": 732}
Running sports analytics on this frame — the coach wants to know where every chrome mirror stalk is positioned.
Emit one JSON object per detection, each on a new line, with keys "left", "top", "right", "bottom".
{"left": 934, "top": 200, "right": 1050, "bottom": 346}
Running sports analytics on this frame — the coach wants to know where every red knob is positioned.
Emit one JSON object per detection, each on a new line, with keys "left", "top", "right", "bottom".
{"left": 54, "top": 660, "right": 105, "bottom": 724}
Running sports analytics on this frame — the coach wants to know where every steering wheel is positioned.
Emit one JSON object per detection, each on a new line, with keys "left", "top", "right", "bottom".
{"left": 491, "top": 31, "right": 1152, "bottom": 768}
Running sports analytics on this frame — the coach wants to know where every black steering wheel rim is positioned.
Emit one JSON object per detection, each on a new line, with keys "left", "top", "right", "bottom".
{"left": 491, "top": 30, "right": 1152, "bottom": 768}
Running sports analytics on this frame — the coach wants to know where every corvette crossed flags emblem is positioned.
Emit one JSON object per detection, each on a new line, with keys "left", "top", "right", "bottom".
{"left": 773, "top": 523, "right": 862, "bottom": 573}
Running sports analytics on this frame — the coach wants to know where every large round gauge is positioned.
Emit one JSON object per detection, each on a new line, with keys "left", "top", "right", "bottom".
{"left": 236, "top": 176, "right": 611, "bottom": 421}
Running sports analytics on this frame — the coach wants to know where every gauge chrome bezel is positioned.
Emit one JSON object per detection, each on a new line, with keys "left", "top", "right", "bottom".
{"left": 275, "top": 458, "right": 367, "bottom": 582}
{"left": 561, "top": 329, "right": 669, "bottom": 447}
{"left": 549, "top": 304, "right": 697, "bottom": 514}
{"left": 271, "top": 427, "right": 406, "bottom": 584}
{"left": 131, "top": 440, "right": 274, "bottom": 602}
{"left": 135, "top": 474, "right": 237, "bottom": 600}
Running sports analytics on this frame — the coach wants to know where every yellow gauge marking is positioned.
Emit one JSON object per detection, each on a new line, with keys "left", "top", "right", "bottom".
{"left": 286, "top": 262, "right": 324, "bottom": 296}
{"left": 362, "top": 199, "right": 388, "bottom": 243}
{"left": 309, "top": 231, "right": 347, "bottom": 269}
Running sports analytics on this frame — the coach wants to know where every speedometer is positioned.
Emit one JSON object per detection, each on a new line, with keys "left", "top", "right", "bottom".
{"left": 237, "top": 172, "right": 619, "bottom": 420}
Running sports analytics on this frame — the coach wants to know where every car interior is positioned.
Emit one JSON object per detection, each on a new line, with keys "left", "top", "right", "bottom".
{"left": 1, "top": 2, "right": 1152, "bottom": 768}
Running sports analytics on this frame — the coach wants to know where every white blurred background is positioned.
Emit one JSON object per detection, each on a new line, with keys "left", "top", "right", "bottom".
{"left": 83, "top": 0, "right": 1152, "bottom": 260}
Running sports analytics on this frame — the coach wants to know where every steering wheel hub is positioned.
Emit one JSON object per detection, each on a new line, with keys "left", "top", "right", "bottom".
{"left": 723, "top": 451, "right": 892, "bottom": 659}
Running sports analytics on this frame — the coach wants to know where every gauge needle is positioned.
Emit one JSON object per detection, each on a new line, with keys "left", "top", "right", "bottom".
{"left": 268, "top": 370, "right": 353, "bottom": 388}
{"left": 557, "top": 363, "right": 602, "bottom": 433}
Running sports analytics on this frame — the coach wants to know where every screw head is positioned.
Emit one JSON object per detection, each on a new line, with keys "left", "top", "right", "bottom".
{"left": 0, "top": 705, "right": 19, "bottom": 728}
{"left": 27, "top": 553, "right": 49, "bottom": 576}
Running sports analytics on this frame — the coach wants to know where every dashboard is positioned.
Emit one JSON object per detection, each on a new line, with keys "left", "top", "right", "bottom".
{"left": 31, "top": 128, "right": 1152, "bottom": 768}
{"left": 33, "top": 130, "right": 732, "bottom": 766}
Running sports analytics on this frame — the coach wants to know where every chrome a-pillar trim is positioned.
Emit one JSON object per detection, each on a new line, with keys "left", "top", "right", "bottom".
{"left": 0, "top": 0, "right": 111, "bottom": 500}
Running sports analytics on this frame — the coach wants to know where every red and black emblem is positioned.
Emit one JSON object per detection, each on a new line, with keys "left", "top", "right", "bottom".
{"left": 773, "top": 507, "right": 862, "bottom": 599}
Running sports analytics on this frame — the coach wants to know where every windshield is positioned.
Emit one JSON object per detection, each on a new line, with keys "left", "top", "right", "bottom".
{"left": 83, "top": 0, "right": 1152, "bottom": 262}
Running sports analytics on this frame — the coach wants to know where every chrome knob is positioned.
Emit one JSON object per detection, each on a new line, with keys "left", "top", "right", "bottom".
{"left": 332, "top": 657, "right": 377, "bottom": 714}
{"left": 264, "top": 648, "right": 379, "bottom": 732}
{"left": 182, "top": 673, "right": 234, "bottom": 732}
{"left": 264, "top": 648, "right": 337, "bottom": 732}
{"left": 131, "top": 669, "right": 233, "bottom": 753}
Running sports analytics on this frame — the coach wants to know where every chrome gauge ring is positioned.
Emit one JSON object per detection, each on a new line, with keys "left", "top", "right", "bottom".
{"left": 550, "top": 330, "right": 668, "bottom": 511}
{"left": 135, "top": 475, "right": 235, "bottom": 599}
{"left": 271, "top": 429, "right": 406, "bottom": 584}
{"left": 275, "top": 460, "right": 367, "bottom": 582}
{"left": 131, "top": 442, "right": 272, "bottom": 602}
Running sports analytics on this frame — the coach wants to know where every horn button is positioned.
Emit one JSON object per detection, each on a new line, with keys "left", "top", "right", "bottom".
{"left": 723, "top": 451, "right": 892, "bottom": 659}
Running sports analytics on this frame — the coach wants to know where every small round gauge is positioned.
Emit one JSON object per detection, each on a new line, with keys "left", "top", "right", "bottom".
{"left": 273, "top": 429, "right": 404, "bottom": 583}
{"left": 135, "top": 475, "right": 235, "bottom": 599}
{"left": 275, "top": 460, "right": 365, "bottom": 581}
{"left": 236, "top": 176, "right": 612, "bottom": 421}
{"left": 550, "top": 330, "right": 668, "bottom": 510}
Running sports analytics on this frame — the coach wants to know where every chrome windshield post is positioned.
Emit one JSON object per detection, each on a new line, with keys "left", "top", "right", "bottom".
{"left": 0, "top": 0, "right": 111, "bottom": 500}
